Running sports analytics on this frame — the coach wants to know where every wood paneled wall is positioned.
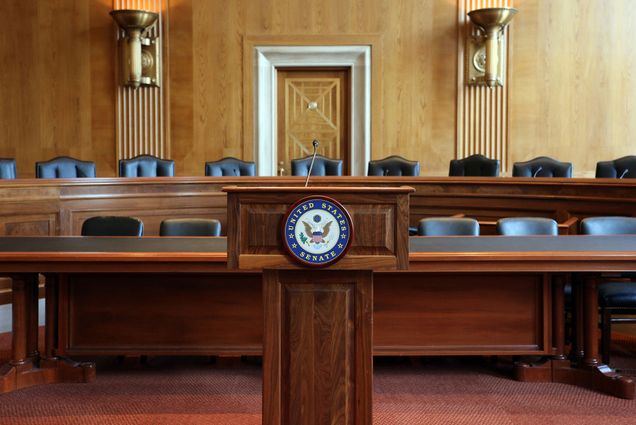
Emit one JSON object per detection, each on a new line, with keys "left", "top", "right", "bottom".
{"left": 0, "top": 0, "right": 115, "bottom": 178}
{"left": 1, "top": 0, "right": 636, "bottom": 177}
{"left": 168, "top": 0, "right": 457, "bottom": 177}
{"left": 509, "top": 0, "right": 636, "bottom": 177}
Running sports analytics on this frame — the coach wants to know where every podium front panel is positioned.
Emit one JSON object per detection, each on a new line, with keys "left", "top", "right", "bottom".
{"left": 224, "top": 186, "right": 413, "bottom": 270}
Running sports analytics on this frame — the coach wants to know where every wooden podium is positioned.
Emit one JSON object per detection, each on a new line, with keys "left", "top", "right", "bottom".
{"left": 224, "top": 186, "right": 413, "bottom": 425}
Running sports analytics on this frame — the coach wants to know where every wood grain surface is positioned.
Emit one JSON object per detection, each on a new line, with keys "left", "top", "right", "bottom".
{"left": 263, "top": 269, "right": 372, "bottom": 425}
{"left": 225, "top": 186, "right": 412, "bottom": 270}
{"left": 2, "top": 1, "right": 635, "bottom": 177}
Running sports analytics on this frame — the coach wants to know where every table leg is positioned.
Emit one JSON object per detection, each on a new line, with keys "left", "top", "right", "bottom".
{"left": 44, "top": 274, "right": 58, "bottom": 360}
{"left": 0, "top": 273, "right": 95, "bottom": 393}
{"left": 571, "top": 280, "right": 585, "bottom": 361}
{"left": 552, "top": 274, "right": 566, "bottom": 360}
{"left": 27, "top": 274, "right": 40, "bottom": 362}
{"left": 538, "top": 275, "right": 635, "bottom": 399}
{"left": 515, "top": 273, "right": 570, "bottom": 381}
{"left": 39, "top": 273, "right": 95, "bottom": 385}
{"left": 574, "top": 276, "right": 634, "bottom": 398}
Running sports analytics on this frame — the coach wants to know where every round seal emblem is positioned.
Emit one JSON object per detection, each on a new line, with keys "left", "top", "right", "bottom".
{"left": 282, "top": 196, "right": 353, "bottom": 267}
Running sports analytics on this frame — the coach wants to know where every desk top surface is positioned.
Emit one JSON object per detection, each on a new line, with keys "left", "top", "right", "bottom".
{"left": 0, "top": 237, "right": 228, "bottom": 253}
{"left": 0, "top": 235, "right": 632, "bottom": 254}
{"left": 409, "top": 235, "right": 636, "bottom": 253}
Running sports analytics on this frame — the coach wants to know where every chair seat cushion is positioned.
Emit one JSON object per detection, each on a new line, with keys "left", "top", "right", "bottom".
{"left": 599, "top": 281, "right": 636, "bottom": 308}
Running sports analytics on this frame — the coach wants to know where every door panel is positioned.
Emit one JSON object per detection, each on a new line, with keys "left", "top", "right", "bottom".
{"left": 277, "top": 68, "right": 350, "bottom": 175}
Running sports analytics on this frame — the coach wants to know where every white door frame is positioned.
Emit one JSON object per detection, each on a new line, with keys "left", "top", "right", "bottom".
{"left": 253, "top": 45, "right": 371, "bottom": 176}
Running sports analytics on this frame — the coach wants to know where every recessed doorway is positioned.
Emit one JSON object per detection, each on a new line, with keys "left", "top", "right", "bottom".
{"left": 250, "top": 44, "right": 372, "bottom": 176}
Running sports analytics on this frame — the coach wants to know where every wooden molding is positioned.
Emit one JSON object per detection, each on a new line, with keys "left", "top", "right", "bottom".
{"left": 457, "top": 0, "right": 514, "bottom": 173}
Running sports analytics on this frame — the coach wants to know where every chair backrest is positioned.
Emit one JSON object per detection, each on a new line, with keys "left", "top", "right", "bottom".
{"left": 367, "top": 155, "right": 420, "bottom": 176}
{"left": 496, "top": 217, "right": 558, "bottom": 236}
{"left": 291, "top": 154, "right": 343, "bottom": 176}
{"left": 580, "top": 216, "right": 636, "bottom": 235}
{"left": 595, "top": 156, "right": 636, "bottom": 179}
{"left": 119, "top": 155, "right": 174, "bottom": 177}
{"left": 81, "top": 216, "right": 144, "bottom": 237}
{"left": 417, "top": 217, "right": 480, "bottom": 236}
{"left": 36, "top": 156, "right": 96, "bottom": 178}
{"left": 449, "top": 154, "right": 499, "bottom": 177}
{"left": 512, "top": 156, "right": 572, "bottom": 178}
{"left": 205, "top": 157, "right": 256, "bottom": 176}
{"left": 0, "top": 159, "right": 16, "bottom": 179}
{"left": 160, "top": 218, "right": 221, "bottom": 236}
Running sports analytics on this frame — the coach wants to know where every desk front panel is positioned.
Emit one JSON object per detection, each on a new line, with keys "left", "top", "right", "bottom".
{"left": 57, "top": 271, "right": 550, "bottom": 357}
{"left": 373, "top": 273, "right": 549, "bottom": 355}
{"left": 61, "top": 273, "right": 263, "bottom": 356}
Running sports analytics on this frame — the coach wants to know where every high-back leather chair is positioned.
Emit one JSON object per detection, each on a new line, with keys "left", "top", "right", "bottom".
{"left": 0, "top": 159, "right": 16, "bottom": 179}
{"left": 496, "top": 217, "right": 558, "bottom": 236}
{"left": 36, "top": 156, "right": 96, "bottom": 178}
{"left": 81, "top": 216, "right": 144, "bottom": 237}
{"left": 160, "top": 218, "right": 221, "bottom": 236}
{"left": 119, "top": 155, "right": 174, "bottom": 177}
{"left": 205, "top": 157, "right": 256, "bottom": 176}
{"left": 417, "top": 217, "right": 480, "bottom": 236}
{"left": 367, "top": 155, "right": 420, "bottom": 176}
{"left": 449, "top": 154, "right": 499, "bottom": 177}
{"left": 291, "top": 154, "right": 343, "bottom": 176}
{"left": 580, "top": 216, "right": 636, "bottom": 364}
{"left": 595, "top": 156, "right": 636, "bottom": 179}
{"left": 512, "top": 156, "right": 572, "bottom": 178}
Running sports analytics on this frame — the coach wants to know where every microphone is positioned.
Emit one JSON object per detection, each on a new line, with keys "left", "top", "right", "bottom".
{"left": 532, "top": 166, "right": 543, "bottom": 178}
{"left": 304, "top": 139, "right": 320, "bottom": 187}
{"left": 619, "top": 169, "right": 629, "bottom": 179}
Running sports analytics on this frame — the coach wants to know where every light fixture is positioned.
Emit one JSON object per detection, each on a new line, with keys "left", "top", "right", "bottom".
{"left": 110, "top": 9, "right": 160, "bottom": 88}
{"left": 466, "top": 7, "right": 518, "bottom": 88}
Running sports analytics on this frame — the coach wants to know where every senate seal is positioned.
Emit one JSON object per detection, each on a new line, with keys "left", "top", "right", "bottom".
{"left": 282, "top": 196, "right": 353, "bottom": 267}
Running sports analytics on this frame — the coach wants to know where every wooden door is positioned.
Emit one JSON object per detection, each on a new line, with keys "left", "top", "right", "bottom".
{"left": 277, "top": 68, "right": 350, "bottom": 175}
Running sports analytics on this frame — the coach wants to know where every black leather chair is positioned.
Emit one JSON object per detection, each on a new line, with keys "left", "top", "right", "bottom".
{"left": 119, "top": 155, "right": 174, "bottom": 177}
{"left": 205, "top": 157, "right": 256, "bottom": 176}
{"left": 496, "top": 217, "right": 558, "bottom": 236}
{"left": 449, "top": 154, "right": 499, "bottom": 177}
{"left": 367, "top": 155, "right": 420, "bottom": 176}
{"left": 0, "top": 159, "right": 16, "bottom": 179}
{"left": 36, "top": 156, "right": 96, "bottom": 178}
{"left": 580, "top": 216, "right": 636, "bottom": 364}
{"left": 595, "top": 156, "right": 636, "bottom": 179}
{"left": 512, "top": 156, "right": 572, "bottom": 178}
{"left": 160, "top": 218, "right": 221, "bottom": 236}
{"left": 417, "top": 217, "right": 480, "bottom": 236}
{"left": 291, "top": 154, "right": 342, "bottom": 176}
{"left": 81, "top": 216, "right": 144, "bottom": 237}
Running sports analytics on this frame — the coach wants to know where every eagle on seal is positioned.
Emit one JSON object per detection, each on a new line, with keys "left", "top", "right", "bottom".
{"left": 303, "top": 218, "right": 332, "bottom": 244}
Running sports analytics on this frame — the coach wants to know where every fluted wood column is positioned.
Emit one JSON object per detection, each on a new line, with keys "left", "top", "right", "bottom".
{"left": 457, "top": 0, "right": 514, "bottom": 173}
{"left": 112, "top": 0, "right": 170, "bottom": 162}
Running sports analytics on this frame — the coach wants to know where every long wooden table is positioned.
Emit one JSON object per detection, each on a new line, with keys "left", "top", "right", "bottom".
{"left": 0, "top": 235, "right": 634, "bottom": 399}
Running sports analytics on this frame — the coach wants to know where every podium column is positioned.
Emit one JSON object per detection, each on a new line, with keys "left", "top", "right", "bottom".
{"left": 263, "top": 269, "right": 373, "bottom": 425}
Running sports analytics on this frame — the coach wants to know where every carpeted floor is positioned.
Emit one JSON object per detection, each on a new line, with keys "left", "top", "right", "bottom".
{"left": 0, "top": 333, "right": 635, "bottom": 424}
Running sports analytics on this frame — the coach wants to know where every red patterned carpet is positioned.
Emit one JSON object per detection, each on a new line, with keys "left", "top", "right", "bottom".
{"left": 0, "top": 332, "right": 635, "bottom": 424}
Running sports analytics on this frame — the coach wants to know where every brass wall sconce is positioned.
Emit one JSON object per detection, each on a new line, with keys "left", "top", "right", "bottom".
{"left": 466, "top": 7, "right": 518, "bottom": 88}
{"left": 110, "top": 9, "right": 160, "bottom": 88}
